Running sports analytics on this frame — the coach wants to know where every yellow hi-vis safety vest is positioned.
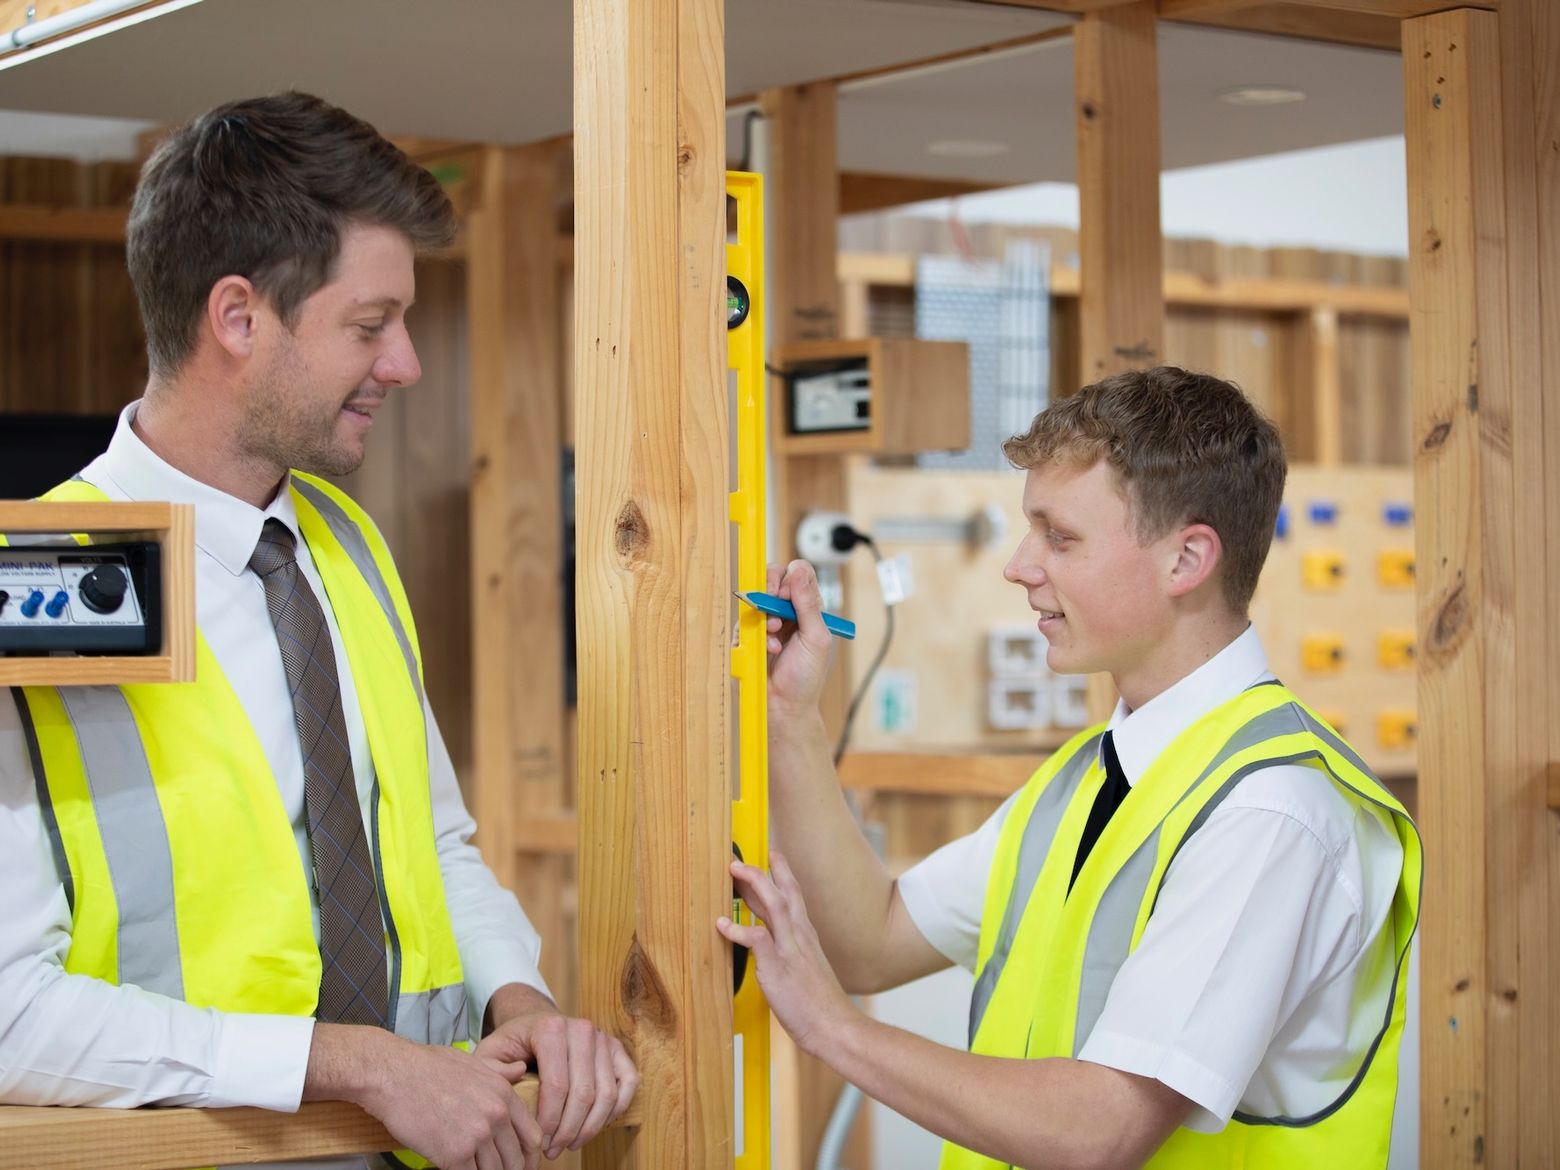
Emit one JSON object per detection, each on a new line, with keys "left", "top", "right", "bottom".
{"left": 941, "top": 682, "right": 1422, "bottom": 1170}
{"left": 5, "top": 474, "right": 467, "bottom": 1048}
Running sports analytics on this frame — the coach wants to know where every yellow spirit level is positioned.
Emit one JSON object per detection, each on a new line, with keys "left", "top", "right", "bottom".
{"left": 727, "top": 169, "right": 770, "bottom": 1170}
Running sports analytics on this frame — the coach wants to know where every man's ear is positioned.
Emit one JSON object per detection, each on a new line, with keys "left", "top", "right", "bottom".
{"left": 1165, "top": 523, "right": 1222, "bottom": 599}
{"left": 206, "top": 276, "right": 262, "bottom": 359}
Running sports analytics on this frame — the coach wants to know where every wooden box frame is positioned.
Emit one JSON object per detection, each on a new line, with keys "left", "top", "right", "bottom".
{"left": 772, "top": 337, "right": 971, "bottom": 457}
{"left": 0, "top": 501, "right": 195, "bottom": 686}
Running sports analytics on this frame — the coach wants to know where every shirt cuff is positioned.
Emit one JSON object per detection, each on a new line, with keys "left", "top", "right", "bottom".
{"left": 206, "top": 1012, "right": 315, "bottom": 1112}
{"left": 462, "top": 939, "right": 553, "bottom": 1034}
{"left": 1077, "top": 1028, "right": 1242, "bottom": 1133}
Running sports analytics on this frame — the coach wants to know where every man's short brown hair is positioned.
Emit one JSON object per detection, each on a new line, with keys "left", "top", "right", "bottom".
{"left": 1003, "top": 366, "right": 1287, "bottom": 613}
{"left": 127, "top": 91, "right": 456, "bottom": 375}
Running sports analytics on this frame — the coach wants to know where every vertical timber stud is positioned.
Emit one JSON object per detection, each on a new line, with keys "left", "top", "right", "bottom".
{"left": 1405, "top": 6, "right": 1557, "bottom": 1168}
{"left": 575, "top": 0, "right": 731, "bottom": 1167}
{"left": 1074, "top": 0, "right": 1163, "bottom": 720}
{"left": 466, "top": 142, "right": 573, "bottom": 1003}
{"left": 1074, "top": 0, "right": 1164, "bottom": 387}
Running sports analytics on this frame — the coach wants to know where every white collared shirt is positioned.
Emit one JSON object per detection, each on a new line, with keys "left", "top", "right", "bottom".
{"left": 0, "top": 403, "right": 547, "bottom": 1142}
{"left": 898, "top": 625, "right": 1405, "bottom": 1130}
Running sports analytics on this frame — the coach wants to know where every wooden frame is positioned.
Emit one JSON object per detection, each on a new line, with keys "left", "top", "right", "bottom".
{"left": 0, "top": 0, "right": 1554, "bottom": 1166}
{"left": 0, "top": 501, "right": 193, "bottom": 685}
{"left": 573, "top": 2, "right": 731, "bottom": 1167}
{"left": 0, "top": 1078, "right": 643, "bottom": 1170}
{"left": 770, "top": 336, "right": 971, "bottom": 457}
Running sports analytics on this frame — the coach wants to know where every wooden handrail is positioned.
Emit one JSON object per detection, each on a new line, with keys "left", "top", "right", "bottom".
{"left": 0, "top": 1077, "right": 642, "bottom": 1170}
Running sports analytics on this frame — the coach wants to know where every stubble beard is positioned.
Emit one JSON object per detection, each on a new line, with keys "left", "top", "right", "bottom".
{"left": 239, "top": 343, "right": 366, "bottom": 479}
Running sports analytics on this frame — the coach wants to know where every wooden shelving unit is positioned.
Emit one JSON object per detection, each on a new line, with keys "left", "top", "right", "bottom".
{"left": 0, "top": 501, "right": 195, "bottom": 686}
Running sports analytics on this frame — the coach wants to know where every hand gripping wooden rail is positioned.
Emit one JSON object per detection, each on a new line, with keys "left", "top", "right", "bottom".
{"left": 0, "top": 1077, "right": 642, "bottom": 1170}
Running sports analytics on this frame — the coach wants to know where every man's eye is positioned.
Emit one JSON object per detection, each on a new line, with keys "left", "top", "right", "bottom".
{"left": 356, "top": 322, "right": 387, "bottom": 336}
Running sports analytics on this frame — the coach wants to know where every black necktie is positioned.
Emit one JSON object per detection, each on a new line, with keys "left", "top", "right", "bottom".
{"left": 1068, "top": 729, "right": 1131, "bottom": 894}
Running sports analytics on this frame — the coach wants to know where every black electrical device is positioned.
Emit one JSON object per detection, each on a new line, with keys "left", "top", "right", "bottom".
{"left": 0, "top": 542, "right": 162, "bottom": 656}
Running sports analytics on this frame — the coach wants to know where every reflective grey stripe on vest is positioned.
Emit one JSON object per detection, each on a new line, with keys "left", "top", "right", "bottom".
{"left": 42, "top": 687, "right": 185, "bottom": 999}
{"left": 968, "top": 736, "right": 1101, "bottom": 1045}
{"left": 1227, "top": 704, "right": 1416, "bottom": 1130}
{"left": 1072, "top": 704, "right": 1307, "bottom": 1053}
{"left": 292, "top": 478, "right": 424, "bottom": 708}
{"left": 11, "top": 687, "right": 75, "bottom": 911}
{"left": 395, "top": 983, "right": 471, "bottom": 1046}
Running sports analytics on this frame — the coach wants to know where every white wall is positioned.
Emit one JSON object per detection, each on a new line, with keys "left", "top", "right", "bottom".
{"left": 0, "top": 108, "right": 152, "bottom": 160}
{"left": 899, "top": 135, "right": 1409, "bottom": 259}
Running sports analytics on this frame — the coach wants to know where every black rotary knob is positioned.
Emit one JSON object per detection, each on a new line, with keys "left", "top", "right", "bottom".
{"left": 79, "top": 565, "right": 128, "bottom": 614}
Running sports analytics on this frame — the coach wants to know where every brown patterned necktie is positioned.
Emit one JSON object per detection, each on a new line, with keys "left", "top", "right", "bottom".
{"left": 250, "top": 518, "right": 390, "bottom": 1027}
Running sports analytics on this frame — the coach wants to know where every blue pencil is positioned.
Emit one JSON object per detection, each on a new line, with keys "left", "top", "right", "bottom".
{"left": 736, "top": 590, "right": 856, "bottom": 641}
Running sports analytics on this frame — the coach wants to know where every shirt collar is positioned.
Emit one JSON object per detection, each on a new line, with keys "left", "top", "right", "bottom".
{"left": 81, "top": 399, "right": 302, "bottom": 577}
{"left": 1100, "top": 624, "right": 1273, "bottom": 786}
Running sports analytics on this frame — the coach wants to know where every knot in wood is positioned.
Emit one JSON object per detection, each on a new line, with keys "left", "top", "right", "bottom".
{"left": 1422, "top": 418, "right": 1453, "bottom": 451}
{"left": 621, "top": 937, "right": 677, "bottom": 1031}
{"left": 1428, "top": 579, "right": 1469, "bottom": 659}
{"left": 1080, "top": 101, "right": 1098, "bottom": 121}
{"left": 615, "top": 501, "right": 650, "bottom": 563}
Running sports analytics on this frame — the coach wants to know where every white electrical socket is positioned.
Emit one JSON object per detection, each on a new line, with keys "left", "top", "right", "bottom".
{"left": 796, "top": 510, "right": 854, "bottom": 566}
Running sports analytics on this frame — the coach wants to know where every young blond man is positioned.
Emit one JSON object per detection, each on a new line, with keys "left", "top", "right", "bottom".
{"left": 720, "top": 367, "right": 1421, "bottom": 1169}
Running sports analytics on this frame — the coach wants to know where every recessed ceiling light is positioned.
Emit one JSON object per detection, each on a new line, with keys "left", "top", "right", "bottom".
{"left": 1218, "top": 86, "right": 1307, "bottom": 106}
{"left": 926, "top": 139, "right": 1011, "bottom": 159}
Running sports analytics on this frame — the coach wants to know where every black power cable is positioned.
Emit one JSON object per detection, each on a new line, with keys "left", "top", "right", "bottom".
{"left": 829, "top": 526, "right": 895, "bottom": 768}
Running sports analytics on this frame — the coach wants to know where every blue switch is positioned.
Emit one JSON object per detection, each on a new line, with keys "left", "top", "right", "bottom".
{"left": 1308, "top": 501, "right": 1339, "bottom": 525}
{"left": 20, "top": 590, "right": 45, "bottom": 618}
{"left": 45, "top": 590, "right": 69, "bottom": 619}
{"left": 1383, "top": 502, "right": 1413, "bottom": 527}
{"left": 1274, "top": 503, "right": 1291, "bottom": 541}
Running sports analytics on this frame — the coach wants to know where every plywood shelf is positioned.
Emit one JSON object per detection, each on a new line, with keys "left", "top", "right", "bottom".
{"left": 0, "top": 501, "right": 195, "bottom": 686}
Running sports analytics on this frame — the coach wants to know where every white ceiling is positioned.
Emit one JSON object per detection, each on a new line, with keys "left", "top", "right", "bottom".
{"left": 0, "top": 0, "right": 1401, "bottom": 183}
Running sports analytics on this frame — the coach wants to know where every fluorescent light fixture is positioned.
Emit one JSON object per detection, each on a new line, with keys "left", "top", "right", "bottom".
{"left": 1, "top": 0, "right": 205, "bottom": 70}
{"left": 926, "top": 139, "right": 1011, "bottom": 159}
{"left": 1218, "top": 86, "right": 1307, "bottom": 106}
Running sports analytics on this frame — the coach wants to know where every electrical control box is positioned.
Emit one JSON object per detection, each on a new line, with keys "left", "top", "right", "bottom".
{"left": 0, "top": 543, "right": 160, "bottom": 655}
{"left": 788, "top": 361, "right": 872, "bottom": 435}
{"left": 772, "top": 337, "right": 971, "bottom": 456}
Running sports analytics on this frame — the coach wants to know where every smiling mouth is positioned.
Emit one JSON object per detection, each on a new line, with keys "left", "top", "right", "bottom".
{"left": 342, "top": 402, "right": 377, "bottom": 418}
{"left": 1037, "top": 608, "right": 1064, "bottom": 620}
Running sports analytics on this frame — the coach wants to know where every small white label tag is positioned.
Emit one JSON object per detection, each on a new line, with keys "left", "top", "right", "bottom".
{"left": 876, "top": 553, "right": 914, "bottom": 606}
{"left": 733, "top": 1031, "right": 745, "bottom": 1157}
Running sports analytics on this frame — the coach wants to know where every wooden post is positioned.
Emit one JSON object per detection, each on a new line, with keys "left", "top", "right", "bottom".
{"left": 1403, "top": 5, "right": 1558, "bottom": 1167}
{"left": 1074, "top": 0, "right": 1164, "bottom": 386}
{"left": 574, "top": 0, "right": 731, "bottom": 1166}
{"left": 1074, "top": 0, "right": 1164, "bottom": 721}
{"left": 466, "top": 141, "right": 575, "bottom": 1005}
{"left": 1296, "top": 306, "right": 1343, "bottom": 467}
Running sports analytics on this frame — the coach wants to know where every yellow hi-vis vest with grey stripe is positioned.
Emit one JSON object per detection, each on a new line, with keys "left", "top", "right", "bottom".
{"left": 941, "top": 682, "right": 1421, "bottom": 1170}
{"left": 5, "top": 474, "right": 467, "bottom": 1049}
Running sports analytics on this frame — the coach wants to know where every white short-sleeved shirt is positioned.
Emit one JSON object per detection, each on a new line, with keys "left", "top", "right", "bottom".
{"left": 0, "top": 402, "right": 549, "bottom": 1168}
{"left": 898, "top": 626, "right": 1405, "bottom": 1131}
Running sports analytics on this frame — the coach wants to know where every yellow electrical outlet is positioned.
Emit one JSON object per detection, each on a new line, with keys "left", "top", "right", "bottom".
{"left": 1302, "top": 550, "right": 1347, "bottom": 591}
{"left": 1378, "top": 549, "right": 1415, "bottom": 588}
{"left": 1378, "top": 710, "right": 1418, "bottom": 750}
{"left": 1302, "top": 633, "right": 1346, "bottom": 674}
{"left": 1377, "top": 630, "right": 1416, "bottom": 669}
